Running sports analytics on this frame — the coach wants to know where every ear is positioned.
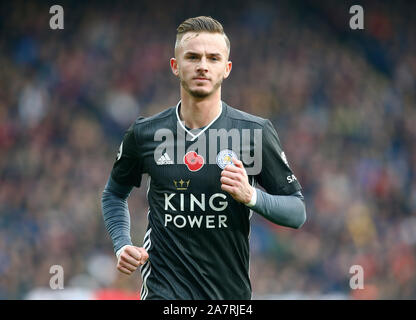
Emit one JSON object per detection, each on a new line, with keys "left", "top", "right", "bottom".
{"left": 170, "top": 58, "right": 179, "bottom": 77}
{"left": 223, "top": 61, "right": 232, "bottom": 79}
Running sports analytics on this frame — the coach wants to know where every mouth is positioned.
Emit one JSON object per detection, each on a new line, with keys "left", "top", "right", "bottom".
{"left": 193, "top": 77, "right": 209, "bottom": 81}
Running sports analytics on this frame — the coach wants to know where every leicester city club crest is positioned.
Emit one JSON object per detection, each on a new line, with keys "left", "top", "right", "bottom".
{"left": 216, "top": 149, "right": 238, "bottom": 169}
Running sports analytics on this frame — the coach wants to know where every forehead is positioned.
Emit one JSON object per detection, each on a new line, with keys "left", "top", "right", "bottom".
{"left": 176, "top": 32, "right": 228, "bottom": 56}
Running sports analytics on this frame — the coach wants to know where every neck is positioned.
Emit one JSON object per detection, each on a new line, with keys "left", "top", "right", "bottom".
{"left": 179, "top": 88, "right": 222, "bottom": 129}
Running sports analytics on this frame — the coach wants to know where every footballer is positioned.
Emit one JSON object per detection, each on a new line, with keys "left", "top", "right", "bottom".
{"left": 101, "top": 16, "right": 306, "bottom": 300}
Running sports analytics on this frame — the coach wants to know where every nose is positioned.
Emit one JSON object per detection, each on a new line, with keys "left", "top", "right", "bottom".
{"left": 196, "top": 57, "right": 208, "bottom": 73}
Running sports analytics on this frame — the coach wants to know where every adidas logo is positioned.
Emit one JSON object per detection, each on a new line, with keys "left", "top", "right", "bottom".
{"left": 156, "top": 152, "right": 173, "bottom": 165}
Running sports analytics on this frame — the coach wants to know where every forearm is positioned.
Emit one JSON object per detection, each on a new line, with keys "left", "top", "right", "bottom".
{"left": 101, "top": 176, "right": 134, "bottom": 254}
{"left": 248, "top": 188, "right": 306, "bottom": 229}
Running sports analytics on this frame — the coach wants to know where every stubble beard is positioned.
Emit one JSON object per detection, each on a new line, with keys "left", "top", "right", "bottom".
{"left": 180, "top": 76, "right": 223, "bottom": 98}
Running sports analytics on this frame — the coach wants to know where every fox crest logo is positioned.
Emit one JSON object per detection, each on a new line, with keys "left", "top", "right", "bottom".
{"left": 216, "top": 149, "right": 238, "bottom": 169}
{"left": 183, "top": 151, "right": 204, "bottom": 172}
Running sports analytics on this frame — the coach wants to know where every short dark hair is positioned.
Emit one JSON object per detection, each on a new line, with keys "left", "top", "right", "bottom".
{"left": 175, "top": 16, "right": 230, "bottom": 55}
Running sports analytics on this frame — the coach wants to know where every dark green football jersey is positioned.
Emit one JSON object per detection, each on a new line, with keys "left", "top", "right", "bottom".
{"left": 110, "top": 101, "right": 302, "bottom": 300}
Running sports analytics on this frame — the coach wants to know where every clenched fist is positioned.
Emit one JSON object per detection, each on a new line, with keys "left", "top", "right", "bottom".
{"left": 220, "top": 158, "right": 255, "bottom": 205}
{"left": 116, "top": 245, "right": 149, "bottom": 275}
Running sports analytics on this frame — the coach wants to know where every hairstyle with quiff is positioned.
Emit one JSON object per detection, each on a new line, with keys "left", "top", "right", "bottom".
{"left": 175, "top": 16, "right": 230, "bottom": 56}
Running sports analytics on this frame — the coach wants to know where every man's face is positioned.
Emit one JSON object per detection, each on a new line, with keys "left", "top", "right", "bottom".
{"left": 171, "top": 32, "right": 232, "bottom": 98}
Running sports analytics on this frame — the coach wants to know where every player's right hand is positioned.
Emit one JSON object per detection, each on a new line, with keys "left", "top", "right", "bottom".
{"left": 116, "top": 245, "right": 149, "bottom": 275}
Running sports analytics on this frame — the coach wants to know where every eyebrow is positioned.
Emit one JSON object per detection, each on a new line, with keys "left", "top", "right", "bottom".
{"left": 184, "top": 51, "right": 223, "bottom": 58}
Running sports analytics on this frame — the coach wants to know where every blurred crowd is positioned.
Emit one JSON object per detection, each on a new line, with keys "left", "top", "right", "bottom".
{"left": 0, "top": 0, "right": 415, "bottom": 299}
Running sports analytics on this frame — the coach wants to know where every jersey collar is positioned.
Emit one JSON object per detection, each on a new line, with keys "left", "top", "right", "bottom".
{"left": 175, "top": 100, "right": 223, "bottom": 141}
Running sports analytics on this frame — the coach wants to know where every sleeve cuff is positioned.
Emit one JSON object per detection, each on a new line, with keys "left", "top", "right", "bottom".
{"left": 116, "top": 244, "right": 130, "bottom": 260}
{"left": 246, "top": 188, "right": 257, "bottom": 207}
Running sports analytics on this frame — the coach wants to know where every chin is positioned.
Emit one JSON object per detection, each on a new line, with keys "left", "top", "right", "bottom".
{"left": 189, "top": 88, "right": 212, "bottom": 98}
{"left": 181, "top": 79, "right": 215, "bottom": 98}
